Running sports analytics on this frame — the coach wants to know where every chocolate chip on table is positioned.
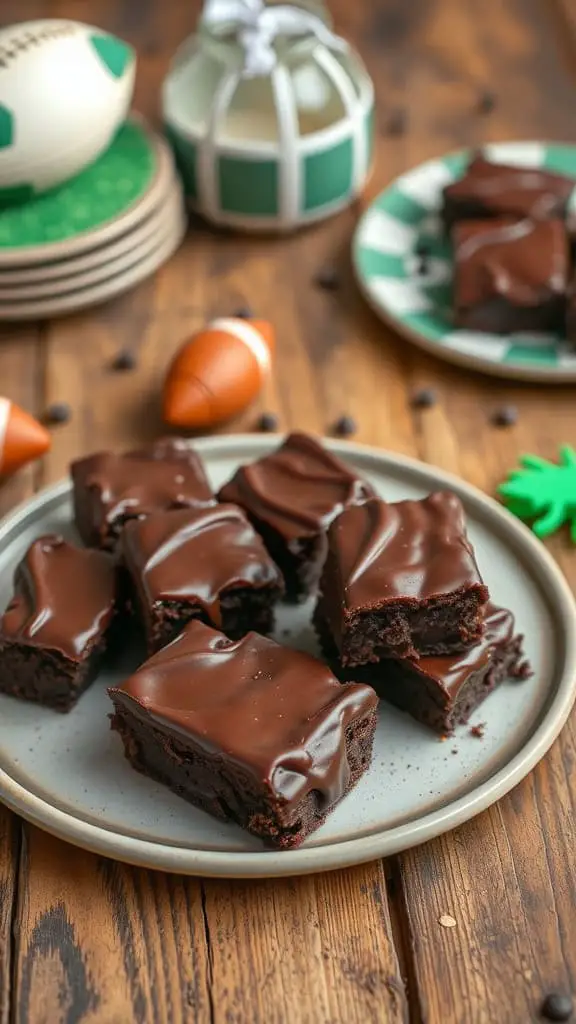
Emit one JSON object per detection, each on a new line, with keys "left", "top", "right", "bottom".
{"left": 333, "top": 415, "right": 357, "bottom": 438}
{"left": 234, "top": 305, "right": 254, "bottom": 319}
{"left": 540, "top": 993, "right": 574, "bottom": 1021}
{"left": 478, "top": 90, "right": 496, "bottom": 114}
{"left": 256, "top": 412, "right": 279, "bottom": 432}
{"left": 410, "top": 387, "right": 438, "bottom": 410}
{"left": 491, "top": 405, "right": 518, "bottom": 428}
{"left": 385, "top": 107, "right": 408, "bottom": 136}
{"left": 111, "top": 349, "right": 136, "bottom": 371}
{"left": 314, "top": 266, "right": 340, "bottom": 291}
{"left": 43, "top": 402, "right": 71, "bottom": 425}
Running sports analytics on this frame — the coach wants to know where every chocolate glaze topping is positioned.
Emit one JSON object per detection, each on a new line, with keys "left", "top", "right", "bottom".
{"left": 327, "top": 493, "right": 487, "bottom": 611}
{"left": 1, "top": 535, "right": 116, "bottom": 660}
{"left": 406, "top": 604, "right": 515, "bottom": 699}
{"left": 444, "top": 155, "right": 574, "bottom": 221}
{"left": 122, "top": 504, "right": 284, "bottom": 627}
{"left": 71, "top": 438, "right": 215, "bottom": 534}
{"left": 109, "top": 620, "right": 378, "bottom": 810}
{"left": 454, "top": 217, "right": 568, "bottom": 309}
{"left": 218, "top": 432, "right": 375, "bottom": 540}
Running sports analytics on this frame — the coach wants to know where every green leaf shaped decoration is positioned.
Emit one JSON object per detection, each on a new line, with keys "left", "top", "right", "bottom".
{"left": 498, "top": 445, "right": 576, "bottom": 541}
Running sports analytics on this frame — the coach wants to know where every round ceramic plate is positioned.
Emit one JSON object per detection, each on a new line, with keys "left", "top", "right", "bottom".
{"left": 0, "top": 435, "right": 574, "bottom": 878}
{"left": 0, "top": 119, "right": 174, "bottom": 268}
{"left": 353, "top": 142, "right": 576, "bottom": 382}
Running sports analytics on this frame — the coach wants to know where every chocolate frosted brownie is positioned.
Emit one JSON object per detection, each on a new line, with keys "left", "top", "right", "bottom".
{"left": 121, "top": 504, "right": 284, "bottom": 651}
{"left": 315, "top": 493, "right": 489, "bottom": 663}
{"left": 0, "top": 536, "right": 117, "bottom": 711}
{"left": 218, "top": 432, "right": 375, "bottom": 601}
{"left": 453, "top": 217, "right": 568, "bottom": 334}
{"left": 71, "top": 437, "right": 215, "bottom": 550}
{"left": 109, "top": 620, "right": 378, "bottom": 849}
{"left": 319, "top": 604, "right": 530, "bottom": 735}
{"left": 442, "top": 155, "right": 574, "bottom": 229}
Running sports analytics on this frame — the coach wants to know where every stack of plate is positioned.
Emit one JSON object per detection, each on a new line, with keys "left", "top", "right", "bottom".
{"left": 0, "top": 117, "right": 186, "bottom": 320}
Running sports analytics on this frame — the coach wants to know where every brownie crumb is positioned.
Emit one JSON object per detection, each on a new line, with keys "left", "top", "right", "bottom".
{"left": 111, "top": 349, "right": 136, "bottom": 372}
{"left": 385, "top": 108, "right": 408, "bottom": 136}
{"left": 333, "top": 415, "right": 357, "bottom": 438}
{"left": 491, "top": 405, "right": 518, "bottom": 428}
{"left": 451, "top": 748, "right": 458, "bottom": 755}
{"left": 256, "top": 412, "right": 279, "bottom": 432}
{"left": 314, "top": 266, "right": 340, "bottom": 291}
{"left": 478, "top": 90, "right": 496, "bottom": 114}
{"left": 410, "top": 387, "right": 438, "bottom": 409}
{"left": 514, "top": 659, "right": 533, "bottom": 681}
{"left": 469, "top": 722, "right": 485, "bottom": 738}
{"left": 234, "top": 305, "right": 254, "bottom": 319}
{"left": 540, "top": 993, "right": 573, "bottom": 1022}
{"left": 44, "top": 402, "right": 71, "bottom": 425}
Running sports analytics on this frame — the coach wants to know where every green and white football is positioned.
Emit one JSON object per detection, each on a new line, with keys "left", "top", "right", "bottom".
{"left": 0, "top": 19, "right": 136, "bottom": 203}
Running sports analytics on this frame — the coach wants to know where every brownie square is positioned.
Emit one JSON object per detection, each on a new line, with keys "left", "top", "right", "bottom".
{"left": 121, "top": 503, "right": 285, "bottom": 652}
{"left": 218, "top": 432, "right": 375, "bottom": 601}
{"left": 315, "top": 492, "right": 489, "bottom": 664}
{"left": 319, "top": 604, "right": 530, "bottom": 735}
{"left": 452, "top": 217, "right": 568, "bottom": 334}
{"left": 108, "top": 619, "right": 378, "bottom": 849}
{"left": 71, "top": 436, "right": 215, "bottom": 550}
{"left": 442, "top": 154, "right": 574, "bottom": 230}
{"left": 0, "top": 535, "right": 117, "bottom": 712}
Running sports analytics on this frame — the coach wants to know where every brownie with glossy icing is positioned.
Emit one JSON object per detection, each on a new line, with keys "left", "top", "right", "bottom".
{"left": 314, "top": 492, "right": 489, "bottom": 663}
{"left": 453, "top": 217, "right": 568, "bottom": 334}
{"left": 442, "top": 155, "right": 574, "bottom": 229}
{"left": 0, "top": 535, "right": 117, "bottom": 711}
{"left": 218, "top": 432, "right": 375, "bottom": 601}
{"left": 108, "top": 619, "right": 378, "bottom": 849}
{"left": 319, "top": 604, "right": 530, "bottom": 735}
{"left": 71, "top": 437, "right": 215, "bottom": 550}
{"left": 121, "top": 503, "right": 285, "bottom": 651}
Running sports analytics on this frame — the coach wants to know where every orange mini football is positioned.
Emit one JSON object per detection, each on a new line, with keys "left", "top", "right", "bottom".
{"left": 163, "top": 318, "right": 275, "bottom": 430}
{"left": 0, "top": 397, "right": 50, "bottom": 476}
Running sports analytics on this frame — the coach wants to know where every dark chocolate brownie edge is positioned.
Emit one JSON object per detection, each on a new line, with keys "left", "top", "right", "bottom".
{"left": 0, "top": 637, "right": 109, "bottom": 712}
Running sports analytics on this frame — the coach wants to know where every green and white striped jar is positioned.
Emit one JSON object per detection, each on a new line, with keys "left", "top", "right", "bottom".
{"left": 162, "top": 11, "right": 374, "bottom": 232}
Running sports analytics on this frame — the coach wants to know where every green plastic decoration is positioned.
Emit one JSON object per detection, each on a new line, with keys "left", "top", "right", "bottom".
{"left": 498, "top": 445, "right": 576, "bottom": 541}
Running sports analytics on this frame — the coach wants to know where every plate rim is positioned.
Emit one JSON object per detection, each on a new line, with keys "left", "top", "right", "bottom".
{"left": 353, "top": 140, "right": 576, "bottom": 384}
{"left": 0, "top": 434, "right": 575, "bottom": 877}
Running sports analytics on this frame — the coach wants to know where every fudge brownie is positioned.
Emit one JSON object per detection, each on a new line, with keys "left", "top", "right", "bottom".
{"left": 442, "top": 154, "right": 574, "bottom": 229}
{"left": 452, "top": 217, "right": 568, "bottom": 334}
{"left": 121, "top": 503, "right": 285, "bottom": 652}
{"left": 319, "top": 604, "right": 530, "bottom": 735}
{"left": 108, "top": 620, "right": 378, "bottom": 849}
{"left": 218, "top": 432, "right": 375, "bottom": 601}
{"left": 0, "top": 535, "right": 117, "bottom": 711}
{"left": 315, "top": 492, "right": 489, "bottom": 664}
{"left": 71, "top": 436, "right": 215, "bottom": 550}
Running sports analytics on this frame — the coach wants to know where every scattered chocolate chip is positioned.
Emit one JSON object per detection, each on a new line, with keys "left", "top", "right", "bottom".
{"left": 314, "top": 266, "right": 340, "bottom": 291}
{"left": 333, "top": 414, "right": 357, "bottom": 437}
{"left": 234, "top": 305, "right": 254, "bottom": 319}
{"left": 386, "top": 107, "right": 408, "bottom": 136}
{"left": 491, "top": 405, "right": 518, "bottom": 428}
{"left": 111, "top": 348, "right": 136, "bottom": 371}
{"left": 43, "top": 402, "right": 71, "bottom": 425}
{"left": 469, "top": 722, "right": 485, "bottom": 738}
{"left": 541, "top": 993, "right": 573, "bottom": 1022}
{"left": 410, "top": 387, "right": 438, "bottom": 410}
{"left": 256, "top": 412, "right": 279, "bottom": 432}
{"left": 478, "top": 90, "right": 496, "bottom": 115}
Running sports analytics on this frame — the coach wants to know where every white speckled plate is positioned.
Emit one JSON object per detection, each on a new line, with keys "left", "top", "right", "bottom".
{"left": 0, "top": 435, "right": 574, "bottom": 877}
{"left": 353, "top": 142, "right": 576, "bottom": 382}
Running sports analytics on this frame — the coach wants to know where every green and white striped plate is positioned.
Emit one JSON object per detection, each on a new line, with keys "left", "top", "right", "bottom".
{"left": 353, "top": 142, "right": 576, "bottom": 382}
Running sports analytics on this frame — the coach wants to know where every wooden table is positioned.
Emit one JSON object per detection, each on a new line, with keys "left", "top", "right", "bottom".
{"left": 1, "top": 1, "right": 576, "bottom": 1021}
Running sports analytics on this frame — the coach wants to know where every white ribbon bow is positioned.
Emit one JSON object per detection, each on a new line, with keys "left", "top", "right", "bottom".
{"left": 201, "top": 0, "right": 347, "bottom": 77}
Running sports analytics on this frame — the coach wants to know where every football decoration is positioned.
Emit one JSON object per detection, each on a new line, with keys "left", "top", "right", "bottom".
{"left": 0, "top": 398, "right": 51, "bottom": 476}
{"left": 163, "top": 318, "right": 275, "bottom": 429}
{"left": 0, "top": 19, "right": 135, "bottom": 203}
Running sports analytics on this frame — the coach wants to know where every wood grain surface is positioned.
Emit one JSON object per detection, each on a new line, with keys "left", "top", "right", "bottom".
{"left": 1, "top": 0, "right": 576, "bottom": 1021}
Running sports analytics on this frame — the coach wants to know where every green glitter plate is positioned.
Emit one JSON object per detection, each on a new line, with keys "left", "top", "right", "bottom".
{"left": 353, "top": 142, "right": 576, "bottom": 383}
{"left": 0, "top": 119, "right": 172, "bottom": 267}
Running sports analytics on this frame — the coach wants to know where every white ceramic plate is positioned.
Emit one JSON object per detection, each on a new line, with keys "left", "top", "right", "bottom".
{"left": 0, "top": 436, "right": 574, "bottom": 878}
{"left": 353, "top": 142, "right": 576, "bottom": 382}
